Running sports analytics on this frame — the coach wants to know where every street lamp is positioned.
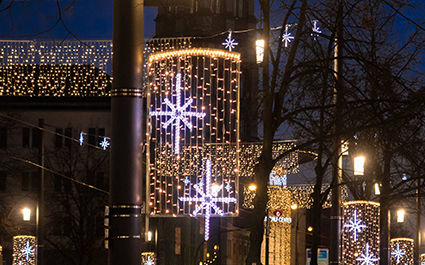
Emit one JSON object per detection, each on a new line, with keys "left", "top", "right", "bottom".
{"left": 354, "top": 155, "right": 365, "bottom": 176}
{"left": 397, "top": 209, "right": 406, "bottom": 223}
{"left": 255, "top": 39, "right": 265, "bottom": 64}
{"left": 22, "top": 207, "right": 31, "bottom": 221}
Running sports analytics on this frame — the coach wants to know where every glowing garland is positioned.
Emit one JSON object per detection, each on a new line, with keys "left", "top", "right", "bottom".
{"left": 390, "top": 238, "right": 414, "bottom": 265}
{"left": 147, "top": 48, "right": 240, "bottom": 217}
{"left": 356, "top": 243, "right": 379, "bottom": 265}
{"left": 150, "top": 73, "right": 206, "bottom": 154}
{"left": 201, "top": 245, "right": 219, "bottom": 265}
{"left": 13, "top": 235, "right": 36, "bottom": 265}
{"left": 343, "top": 209, "right": 366, "bottom": 242}
{"left": 141, "top": 252, "right": 156, "bottom": 265}
{"left": 342, "top": 201, "right": 380, "bottom": 265}
{"left": 79, "top": 131, "right": 111, "bottom": 150}
{"left": 179, "top": 159, "right": 237, "bottom": 241}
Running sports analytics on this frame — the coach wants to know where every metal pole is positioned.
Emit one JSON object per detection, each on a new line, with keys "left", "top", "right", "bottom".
{"left": 109, "top": 1, "right": 144, "bottom": 265}
{"left": 330, "top": 1, "right": 343, "bottom": 264}
{"left": 265, "top": 209, "right": 270, "bottom": 265}
{"left": 37, "top": 118, "right": 45, "bottom": 265}
{"left": 416, "top": 179, "right": 421, "bottom": 265}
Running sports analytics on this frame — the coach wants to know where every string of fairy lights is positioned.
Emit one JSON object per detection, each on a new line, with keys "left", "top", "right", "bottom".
{"left": 146, "top": 49, "right": 241, "bottom": 232}
{"left": 12, "top": 235, "right": 36, "bottom": 265}
{"left": 390, "top": 238, "right": 414, "bottom": 265}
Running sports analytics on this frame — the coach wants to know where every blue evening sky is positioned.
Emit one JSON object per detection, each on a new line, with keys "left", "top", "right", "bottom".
{"left": 0, "top": 0, "right": 156, "bottom": 40}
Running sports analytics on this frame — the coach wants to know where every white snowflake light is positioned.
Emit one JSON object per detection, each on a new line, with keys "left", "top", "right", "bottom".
{"left": 21, "top": 241, "right": 34, "bottom": 261}
{"left": 179, "top": 159, "right": 236, "bottom": 241}
{"left": 79, "top": 132, "right": 84, "bottom": 146}
{"left": 225, "top": 182, "right": 232, "bottom": 192}
{"left": 144, "top": 256, "right": 155, "bottom": 265}
{"left": 150, "top": 73, "right": 206, "bottom": 154}
{"left": 311, "top": 20, "right": 322, "bottom": 40}
{"left": 344, "top": 209, "right": 366, "bottom": 242}
{"left": 391, "top": 243, "right": 405, "bottom": 264}
{"left": 356, "top": 243, "right": 379, "bottom": 265}
{"left": 184, "top": 176, "right": 190, "bottom": 186}
{"left": 99, "top": 137, "right": 110, "bottom": 150}
{"left": 282, "top": 25, "right": 294, "bottom": 48}
{"left": 222, "top": 31, "right": 238, "bottom": 51}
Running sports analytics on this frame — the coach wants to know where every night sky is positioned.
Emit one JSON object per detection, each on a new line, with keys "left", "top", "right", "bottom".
{"left": 0, "top": 0, "right": 157, "bottom": 40}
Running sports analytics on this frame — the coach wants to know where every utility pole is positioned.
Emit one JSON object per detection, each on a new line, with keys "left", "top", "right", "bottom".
{"left": 109, "top": 1, "right": 144, "bottom": 265}
{"left": 329, "top": 1, "right": 344, "bottom": 264}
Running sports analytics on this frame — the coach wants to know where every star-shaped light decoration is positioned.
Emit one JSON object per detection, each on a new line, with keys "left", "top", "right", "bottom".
{"left": 184, "top": 176, "right": 191, "bottom": 186}
{"left": 311, "top": 20, "right": 322, "bottom": 40}
{"left": 79, "top": 132, "right": 85, "bottom": 146}
{"left": 222, "top": 30, "right": 238, "bottom": 51}
{"left": 391, "top": 243, "right": 405, "bottom": 264}
{"left": 150, "top": 73, "right": 206, "bottom": 154}
{"left": 179, "top": 159, "right": 236, "bottom": 241}
{"left": 99, "top": 137, "right": 110, "bottom": 150}
{"left": 344, "top": 209, "right": 366, "bottom": 242}
{"left": 282, "top": 25, "right": 294, "bottom": 48}
{"left": 144, "top": 256, "right": 155, "bottom": 265}
{"left": 225, "top": 182, "right": 232, "bottom": 192}
{"left": 356, "top": 243, "right": 379, "bottom": 265}
{"left": 21, "top": 240, "right": 35, "bottom": 261}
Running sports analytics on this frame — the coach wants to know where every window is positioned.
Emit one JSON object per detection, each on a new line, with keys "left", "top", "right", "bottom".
{"left": 0, "top": 171, "right": 6, "bottom": 191}
{"left": 88, "top": 128, "right": 96, "bottom": 145}
{"left": 22, "top": 172, "right": 30, "bottom": 191}
{"left": 22, "top": 128, "right": 30, "bottom": 147}
{"left": 54, "top": 174, "right": 62, "bottom": 192}
{"left": 95, "top": 172, "right": 104, "bottom": 190}
{"left": 64, "top": 128, "right": 72, "bottom": 147}
{"left": 0, "top": 128, "right": 7, "bottom": 148}
{"left": 31, "top": 172, "right": 40, "bottom": 192}
{"left": 55, "top": 128, "right": 63, "bottom": 148}
{"left": 32, "top": 128, "right": 41, "bottom": 148}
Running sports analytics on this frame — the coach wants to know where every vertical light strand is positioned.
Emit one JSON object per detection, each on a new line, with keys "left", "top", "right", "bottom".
{"left": 342, "top": 201, "right": 380, "bottom": 264}
{"left": 390, "top": 238, "right": 414, "bottom": 265}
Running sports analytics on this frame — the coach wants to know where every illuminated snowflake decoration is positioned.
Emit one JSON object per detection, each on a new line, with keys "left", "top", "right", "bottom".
{"left": 311, "top": 20, "right": 322, "bottom": 40}
{"left": 391, "top": 243, "right": 405, "bottom": 264}
{"left": 282, "top": 25, "right": 294, "bottom": 48}
{"left": 150, "top": 73, "right": 206, "bottom": 154}
{"left": 225, "top": 182, "right": 232, "bottom": 192}
{"left": 344, "top": 210, "right": 366, "bottom": 242}
{"left": 144, "top": 256, "right": 155, "bottom": 265}
{"left": 21, "top": 240, "right": 35, "bottom": 261}
{"left": 222, "top": 31, "right": 238, "bottom": 51}
{"left": 356, "top": 243, "right": 379, "bottom": 265}
{"left": 179, "top": 159, "right": 236, "bottom": 241}
{"left": 99, "top": 137, "right": 110, "bottom": 150}
{"left": 184, "top": 176, "right": 190, "bottom": 186}
{"left": 79, "top": 132, "right": 85, "bottom": 146}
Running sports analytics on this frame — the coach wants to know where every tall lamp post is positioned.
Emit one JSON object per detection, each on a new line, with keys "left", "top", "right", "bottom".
{"left": 110, "top": 1, "right": 144, "bottom": 265}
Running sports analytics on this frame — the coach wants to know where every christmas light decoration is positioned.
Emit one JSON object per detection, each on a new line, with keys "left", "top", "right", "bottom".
{"left": 261, "top": 186, "right": 292, "bottom": 265}
{"left": 243, "top": 183, "right": 348, "bottom": 210}
{"left": 150, "top": 73, "right": 206, "bottom": 154}
{"left": 282, "top": 25, "right": 294, "bottom": 48}
{"left": 343, "top": 209, "right": 366, "bottom": 242}
{"left": 390, "top": 238, "right": 414, "bottom": 265}
{"left": 79, "top": 132, "right": 85, "bottom": 146}
{"left": 147, "top": 48, "right": 240, "bottom": 217}
{"left": 420, "top": 253, "right": 425, "bottom": 265}
{"left": 141, "top": 252, "right": 155, "bottom": 265}
{"left": 222, "top": 31, "right": 238, "bottom": 51}
{"left": 342, "top": 201, "right": 380, "bottom": 265}
{"left": 356, "top": 243, "right": 379, "bottom": 265}
{"left": 0, "top": 41, "right": 112, "bottom": 97}
{"left": 202, "top": 245, "right": 219, "bottom": 265}
{"left": 13, "top": 235, "right": 37, "bottom": 265}
{"left": 179, "top": 159, "right": 237, "bottom": 241}
{"left": 99, "top": 137, "right": 110, "bottom": 150}
{"left": 311, "top": 20, "right": 322, "bottom": 40}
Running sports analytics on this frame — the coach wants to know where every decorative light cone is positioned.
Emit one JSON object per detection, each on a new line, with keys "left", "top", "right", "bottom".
{"left": 141, "top": 252, "right": 155, "bottom": 265}
{"left": 420, "top": 253, "right": 425, "bottom": 265}
{"left": 390, "top": 238, "right": 414, "bottom": 265}
{"left": 13, "top": 235, "right": 37, "bottom": 265}
{"left": 342, "top": 201, "right": 380, "bottom": 264}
